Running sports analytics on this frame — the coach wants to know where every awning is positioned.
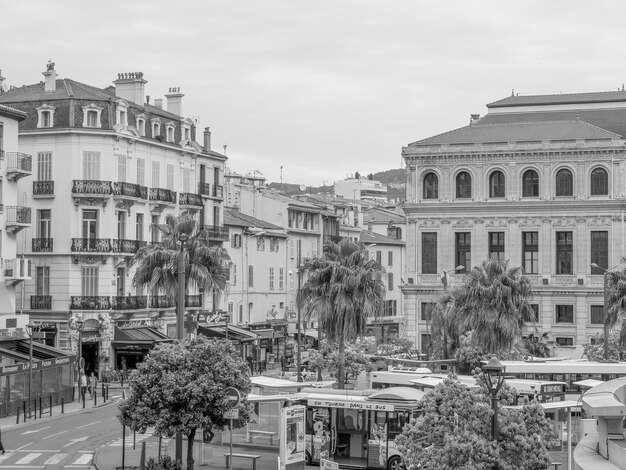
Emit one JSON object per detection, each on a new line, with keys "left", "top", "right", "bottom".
{"left": 304, "top": 329, "right": 318, "bottom": 338}
{"left": 573, "top": 379, "right": 604, "bottom": 389}
{"left": 255, "top": 329, "right": 274, "bottom": 339}
{"left": 197, "top": 324, "right": 257, "bottom": 343}
{"left": 112, "top": 326, "right": 172, "bottom": 347}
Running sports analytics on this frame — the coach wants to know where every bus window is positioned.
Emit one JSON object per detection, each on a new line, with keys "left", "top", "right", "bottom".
{"left": 338, "top": 409, "right": 363, "bottom": 432}
{"left": 387, "top": 412, "right": 410, "bottom": 440}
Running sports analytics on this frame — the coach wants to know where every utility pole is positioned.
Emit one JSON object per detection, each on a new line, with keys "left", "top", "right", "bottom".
{"left": 296, "top": 240, "right": 303, "bottom": 382}
{"left": 175, "top": 233, "right": 188, "bottom": 463}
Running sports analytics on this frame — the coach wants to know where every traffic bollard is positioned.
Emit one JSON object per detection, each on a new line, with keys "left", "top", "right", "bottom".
{"left": 94, "top": 389, "right": 97, "bottom": 406}
{"left": 16, "top": 406, "right": 20, "bottom": 424}
{"left": 39, "top": 397, "right": 42, "bottom": 418}
{"left": 49, "top": 396, "right": 52, "bottom": 417}
{"left": 61, "top": 397, "right": 65, "bottom": 414}
{"left": 133, "top": 430, "right": 136, "bottom": 450}
{"left": 34, "top": 398, "right": 37, "bottom": 420}
{"left": 82, "top": 391, "right": 86, "bottom": 409}
{"left": 102, "top": 383, "right": 106, "bottom": 402}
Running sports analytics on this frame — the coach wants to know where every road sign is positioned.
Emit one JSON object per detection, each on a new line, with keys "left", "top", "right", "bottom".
{"left": 224, "top": 387, "right": 240, "bottom": 407}
{"left": 224, "top": 409, "right": 239, "bottom": 419}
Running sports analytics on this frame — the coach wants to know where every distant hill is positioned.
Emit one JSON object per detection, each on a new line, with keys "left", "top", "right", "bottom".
{"left": 267, "top": 168, "right": 406, "bottom": 202}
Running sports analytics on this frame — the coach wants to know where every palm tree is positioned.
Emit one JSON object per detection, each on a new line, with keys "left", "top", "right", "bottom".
{"left": 133, "top": 214, "right": 228, "bottom": 337}
{"left": 300, "top": 238, "right": 385, "bottom": 388}
{"left": 431, "top": 290, "right": 463, "bottom": 360}
{"left": 522, "top": 328, "right": 556, "bottom": 358}
{"left": 603, "top": 260, "right": 626, "bottom": 358}
{"left": 453, "top": 259, "right": 534, "bottom": 355}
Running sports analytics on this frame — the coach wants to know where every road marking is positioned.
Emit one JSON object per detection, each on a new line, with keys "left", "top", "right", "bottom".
{"left": 77, "top": 420, "right": 101, "bottom": 429}
{"left": 62, "top": 436, "right": 89, "bottom": 448}
{"left": 44, "top": 453, "right": 67, "bottom": 464}
{"left": 15, "top": 443, "right": 34, "bottom": 451}
{"left": 72, "top": 454, "right": 93, "bottom": 464}
{"left": 21, "top": 426, "right": 51, "bottom": 435}
{"left": 16, "top": 453, "right": 42, "bottom": 464}
{"left": 42, "top": 430, "right": 67, "bottom": 440}
{"left": 0, "top": 454, "right": 11, "bottom": 463}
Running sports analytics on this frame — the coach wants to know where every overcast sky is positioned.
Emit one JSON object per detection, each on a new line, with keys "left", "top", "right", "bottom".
{"left": 1, "top": 1, "right": 624, "bottom": 186}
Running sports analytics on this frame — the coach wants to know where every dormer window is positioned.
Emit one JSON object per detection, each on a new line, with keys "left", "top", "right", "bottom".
{"left": 36, "top": 104, "right": 56, "bottom": 128}
{"left": 135, "top": 114, "right": 146, "bottom": 136}
{"left": 81, "top": 103, "right": 103, "bottom": 128}
{"left": 115, "top": 100, "right": 129, "bottom": 129}
{"left": 151, "top": 118, "right": 161, "bottom": 139}
{"left": 184, "top": 127, "right": 190, "bottom": 140}
{"left": 182, "top": 119, "right": 193, "bottom": 142}
{"left": 165, "top": 122, "right": 175, "bottom": 143}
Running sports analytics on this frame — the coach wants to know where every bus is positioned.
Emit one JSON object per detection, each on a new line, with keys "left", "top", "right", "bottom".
{"left": 297, "top": 387, "right": 424, "bottom": 470}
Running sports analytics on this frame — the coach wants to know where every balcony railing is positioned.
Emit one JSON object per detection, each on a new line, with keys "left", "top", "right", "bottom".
{"left": 112, "top": 239, "right": 147, "bottom": 254}
{"left": 70, "top": 296, "right": 111, "bottom": 310}
{"left": 185, "top": 294, "right": 202, "bottom": 308}
{"left": 4, "top": 258, "right": 32, "bottom": 279}
{"left": 198, "top": 182, "right": 211, "bottom": 196}
{"left": 149, "top": 188, "right": 177, "bottom": 204}
{"left": 203, "top": 225, "right": 229, "bottom": 240}
{"left": 179, "top": 192, "right": 203, "bottom": 207}
{"left": 149, "top": 295, "right": 174, "bottom": 309}
{"left": 5, "top": 206, "right": 31, "bottom": 225}
{"left": 32, "top": 238, "right": 54, "bottom": 252}
{"left": 33, "top": 180, "right": 55, "bottom": 196}
{"left": 112, "top": 295, "right": 148, "bottom": 310}
{"left": 71, "top": 238, "right": 112, "bottom": 253}
{"left": 30, "top": 295, "right": 52, "bottom": 310}
{"left": 6, "top": 152, "right": 32, "bottom": 180}
{"left": 213, "top": 185, "right": 224, "bottom": 198}
{"left": 72, "top": 180, "right": 112, "bottom": 195}
{"left": 112, "top": 182, "right": 148, "bottom": 200}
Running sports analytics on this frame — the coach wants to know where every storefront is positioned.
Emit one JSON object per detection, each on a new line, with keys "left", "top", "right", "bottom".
{"left": 112, "top": 325, "right": 172, "bottom": 371}
{"left": 197, "top": 324, "right": 257, "bottom": 359}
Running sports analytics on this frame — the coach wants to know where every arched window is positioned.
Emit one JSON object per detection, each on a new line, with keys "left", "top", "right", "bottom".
{"left": 590, "top": 168, "right": 608, "bottom": 195}
{"left": 555, "top": 169, "right": 573, "bottom": 197}
{"left": 423, "top": 172, "right": 438, "bottom": 199}
{"left": 489, "top": 171, "right": 505, "bottom": 198}
{"left": 456, "top": 171, "right": 471, "bottom": 198}
{"left": 522, "top": 169, "right": 539, "bottom": 197}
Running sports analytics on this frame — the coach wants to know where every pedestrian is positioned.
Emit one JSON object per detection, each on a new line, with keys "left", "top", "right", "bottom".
{"left": 88, "top": 372, "right": 97, "bottom": 398}
{"left": 79, "top": 369, "right": 88, "bottom": 400}
{"left": 0, "top": 425, "right": 5, "bottom": 454}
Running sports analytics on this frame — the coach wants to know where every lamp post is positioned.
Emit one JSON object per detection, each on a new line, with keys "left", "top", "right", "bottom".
{"left": 591, "top": 263, "right": 613, "bottom": 361}
{"left": 296, "top": 241, "right": 303, "bottom": 383}
{"left": 440, "top": 266, "right": 464, "bottom": 359}
{"left": 482, "top": 356, "right": 506, "bottom": 441}
{"left": 26, "top": 322, "right": 35, "bottom": 407}
{"left": 176, "top": 232, "right": 188, "bottom": 464}
{"left": 76, "top": 319, "right": 84, "bottom": 369}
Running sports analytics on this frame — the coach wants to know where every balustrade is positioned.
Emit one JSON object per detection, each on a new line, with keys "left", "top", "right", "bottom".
{"left": 111, "top": 295, "right": 148, "bottom": 310}
{"left": 6, "top": 206, "right": 31, "bottom": 224}
{"left": 71, "top": 238, "right": 112, "bottom": 253}
{"left": 149, "top": 188, "right": 177, "bottom": 204}
{"left": 70, "top": 296, "right": 111, "bottom": 310}
{"left": 72, "top": 180, "right": 112, "bottom": 195}
{"left": 33, "top": 180, "right": 55, "bottom": 196}
{"left": 31, "top": 295, "right": 52, "bottom": 310}
{"left": 112, "top": 239, "right": 147, "bottom": 254}
{"left": 179, "top": 192, "right": 203, "bottom": 207}
{"left": 112, "top": 182, "right": 148, "bottom": 199}
{"left": 32, "top": 238, "right": 54, "bottom": 252}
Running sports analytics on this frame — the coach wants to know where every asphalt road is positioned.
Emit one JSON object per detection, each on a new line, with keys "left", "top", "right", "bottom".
{"left": 2, "top": 400, "right": 123, "bottom": 469}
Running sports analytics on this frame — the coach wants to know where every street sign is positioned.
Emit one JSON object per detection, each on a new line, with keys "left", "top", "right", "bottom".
{"left": 224, "top": 409, "right": 239, "bottom": 420}
{"left": 224, "top": 387, "right": 240, "bottom": 407}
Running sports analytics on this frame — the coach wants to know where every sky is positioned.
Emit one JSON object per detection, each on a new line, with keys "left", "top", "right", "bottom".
{"left": 1, "top": 0, "right": 626, "bottom": 186}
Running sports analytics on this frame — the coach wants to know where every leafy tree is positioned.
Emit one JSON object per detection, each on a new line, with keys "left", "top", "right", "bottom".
{"left": 522, "top": 327, "right": 556, "bottom": 358}
{"left": 300, "top": 239, "right": 385, "bottom": 388}
{"left": 395, "top": 376, "right": 556, "bottom": 470}
{"left": 584, "top": 331, "right": 626, "bottom": 361}
{"left": 308, "top": 339, "right": 371, "bottom": 383}
{"left": 602, "top": 260, "right": 626, "bottom": 359}
{"left": 375, "top": 334, "right": 415, "bottom": 356}
{"left": 118, "top": 338, "right": 252, "bottom": 470}
{"left": 133, "top": 214, "right": 227, "bottom": 336}
{"left": 454, "top": 332, "right": 485, "bottom": 374}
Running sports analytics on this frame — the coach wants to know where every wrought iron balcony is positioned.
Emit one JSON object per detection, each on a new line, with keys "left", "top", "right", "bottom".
{"left": 112, "top": 295, "right": 148, "bottom": 310}
{"left": 112, "top": 239, "right": 147, "bottom": 254}
{"left": 213, "top": 185, "right": 224, "bottom": 198}
{"left": 72, "top": 180, "right": 112, "bottom": 196}
{"left": 185, "top": 294, "right": 202, "bottom": 308}
{"left": 5, "top": 152, "right": 32, "bottom": 181}
{"left": 31, "top": 295, "right": 52, "bottom": 310}
{"left": 112, "top": 182, "right": 148, "bottom": 200}
{"left": 203, "top": 225, "right": 229, "bottom": 241}
{"left": 32, "top": 238, "right": 54, "bottom": 252}
{"left": 4, "top": 258, "right": 32, "bottom": 284}
{"left": 71, "top": 238, "right": 112, "bottom": 253}
{"left": 5, "top": 206, "right": 31, "bottom": 234}
{"left": 33, "top": 180, "right": 55, "bottom": 197}
{"left": 149, "top": 188, "right": 177, "bottom": 204}
{"left": 198, "top": 182, "right": 211, "bottom": 196}
{"left": 179, "top": 192, "right": 203, "bottom": 208}
{"left": 149, "top": 295, "right": 174, "bottom": 309}
{"left": 70, "top": 296, "right": 111, "bottom": 310}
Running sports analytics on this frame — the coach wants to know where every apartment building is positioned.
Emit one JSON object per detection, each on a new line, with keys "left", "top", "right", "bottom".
{"left": 0, "top": 63, "right": 227, "bottom": 375}
{"left": 402, "top": 90, "right": 626, "bottom": 352}
{"left": 334, "top": 176, "right": 388, "bottom": 202}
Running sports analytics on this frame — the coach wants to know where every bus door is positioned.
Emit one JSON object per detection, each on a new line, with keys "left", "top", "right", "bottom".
{"left": 367, "top": 411, "right": 388, "bottom": 468}
{"left": 306, "top": 407, "right": 332, "bottom": 463}
{"left": 335, "top": 408, "right": 367, "bottom": 462}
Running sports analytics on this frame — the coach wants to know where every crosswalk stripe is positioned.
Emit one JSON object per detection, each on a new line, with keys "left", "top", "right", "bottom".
{"left": 72, "top": 454, "right": 93, "bottom": 465}
{"left": 16, "top": 453, "right": 42, "bottom": 464}
{"left": 44, "top": 453, "right": 67, "bottom": 465}
{"left": 0, "top": 454, "right": 10, "bottom": 463}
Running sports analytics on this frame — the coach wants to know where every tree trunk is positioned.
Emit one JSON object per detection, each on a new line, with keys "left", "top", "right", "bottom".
{"left": 337, "top": 338, "right": 346, "bottom": 389}
{"left": 186, "top": 428, "right": 196, "bottom": 470}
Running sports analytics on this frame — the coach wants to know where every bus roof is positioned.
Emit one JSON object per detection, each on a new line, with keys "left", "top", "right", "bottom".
{"left": 500, "top": 360, "right": 626, "bottom": 374}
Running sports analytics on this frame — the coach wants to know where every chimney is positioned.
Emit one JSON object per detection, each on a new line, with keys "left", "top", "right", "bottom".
{"left": 146, "top": 95, "right": 150, "bottom": 105}
{"left": 470, "top": 114, "right": 481, "bottom": 125}
{"left": 165, "top": 87, "right": 184, "bottom": 116}
{"left": 203, "top": 127, "right": 211, "bottom": 151}
{"left": 113, "top": 72, "right": 147, "bottom": 105}
{"left": 42, "top": 60, "right": 57, "bottom": 93}
{"left": 154, "top": 99, "right": 163, "bottom": 109}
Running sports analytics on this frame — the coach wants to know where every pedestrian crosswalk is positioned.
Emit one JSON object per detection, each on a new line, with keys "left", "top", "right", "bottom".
{"left": 0, "top": 451, "right": 94, "bottom": 468}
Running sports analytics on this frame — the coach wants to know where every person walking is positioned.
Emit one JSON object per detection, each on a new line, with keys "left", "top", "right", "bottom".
{"left": 0, "top": 426, "right": 5, "bottom": 454}
{"left": 79, "top": 369, "right": 88, "bottom": 400}
{"left": 88, "top": 372, "right": 97, "bottom": 398}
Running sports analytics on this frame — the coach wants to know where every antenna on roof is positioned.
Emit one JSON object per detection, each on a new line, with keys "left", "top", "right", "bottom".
{"left": 511, "top": 89, "right": 515, "bottom": 96}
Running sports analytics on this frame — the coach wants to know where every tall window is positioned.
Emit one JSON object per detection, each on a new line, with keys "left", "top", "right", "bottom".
{"left": 137, "top": 118, "right": 146, "bottom": 136}
{"left": 455, "top": 232, "right": 471, "bottom": 272}
{"left": 269, "top": 267, "right": 275, "bottom": 290}
{"left": 82, "top": 151, "right": 101, "bottom": 180}
{"left": 182, "top": 168, "right": 191, "bottom": 193}
{"left": 81, "top": 266, "right": 99, "bottom": 296}
{"left": 82, "top": 210, "right": 98, "bottom": 240}
{"left": 232, "top": 264, "right": 237, "bottom": 286}
{"left": 36, "top": 267, "right": 50, "bottom": 296}
{"left": 152, "top": 162, "right": 160, "bottom": 188}
{"left": 151, "top": 215, "right": 159, "bottom": 243}
{"left": 422, "top": 233, "right": 437, "bottom": 274}
{"left": 376, "top": 251, "right": 382, "bottom": 263}
{"left": 522, "top": 169, "right": 539, "bottom": 197}
{"left": 590, "top": 167, "right": 608, "bottom": 195}
{"left": 117, "top": 211, "right": 126, "bottom": 239}
{"left": 248, "top": 265, "right": 254, "bottom": 288}
{"left": 279, "top": 267, "right": 284, "bottom": 290}
{"left": 86, "top": 110, "right": 98, "bottom": 127}
{"left": 117, "top": 154, "right": 127, "bottom": 182}
{"left": 37, "top": 152, "right": 52, "bottom": 181}
{"left": 555, "top": 305, "right": 574, "bottom": 323}
{"left": 522, "top": 232, "right": 539, "bottom": 274}
{"left": 421, "top": 334, "right": 431, "bottom": 355}
{"left": 385, "top": 300, "right": 397, "bottom": 316}
{"left": 488, "top": 232, "right": 505, "bottom": 261}
{"left": 421, "top": 302, "right": 436, "bottom": 321}
{"left": 37, "top": 210, "right": 51, "bottom": 239}
{"left": 388, "top": 273, "right": 394, "bottom": 290}
{"left": 388, "top": 251, "right": 393, "bottom": 266}
{"left": 116, "top": 267, "right": 126, "bottom": 296}
{"left": 489, "top": 171, "right": 505, "bottom": 198}
{"left": 590, "top": 231, "right": 608, "bottom": 274}
{"left": 423, "top": 172, "right": 438, "bottom": 199}
{"left": 257, "top": 236, "right": 265, "bottom": 251}
{"left": 136, "top": 213, "right": 144, "bottom": 241}
{"left": 590, "top": 305, "right": 604, "bottom": 324}
{"left": 41, "top": 110, "right": 51, "bottom": 128}
{"left": 555, "top": 169, "right": 573, "bottom": 196}
{"left": 456, "top": 171, "right": 472, "bottom": 198}
{"left": 556, "top": 231, "right": 573, "bottom": 274}
{"left": 136, "top": 158, "right": 145, "bottom": 186}
{"left": 167, "top": 164, "right": 174, "bottom": 190}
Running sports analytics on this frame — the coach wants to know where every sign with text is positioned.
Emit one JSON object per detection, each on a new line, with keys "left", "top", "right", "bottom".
{"left": 223, "top": 409, "right": 239, "bottom": 420}
{"left": 321, "top": 459, "right": 339, "bottom": 470}
{"left": 307, "top": 399, "right": 394, "bottom": 411}
{"left": 279, "top": 405, "right": 306, "bottom": 466}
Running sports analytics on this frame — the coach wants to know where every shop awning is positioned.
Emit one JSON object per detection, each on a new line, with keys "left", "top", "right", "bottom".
{"left": 255, "top": 329, "right": 274, "bottom": 339}
{"left": 197, "top": 324, "right": 258, "bottom": 343}
{"left": 112, "top": 326, "right": 172, "bottom": 346}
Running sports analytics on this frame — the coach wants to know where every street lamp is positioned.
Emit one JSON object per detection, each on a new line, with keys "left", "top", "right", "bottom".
{"left": 26, "top": 322, "right": 35, "bottom": 407}
{"left": 482, "top": 356, "right": 506, "bottom": 440}
{"left": 591, "top": 262, "right": 615, "bottom": 361}
{"left": 76, "top": 319, "right": 84, "bottom": 369}
{"left": 176, "top": 232, "right": 188, "bottom": 464}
